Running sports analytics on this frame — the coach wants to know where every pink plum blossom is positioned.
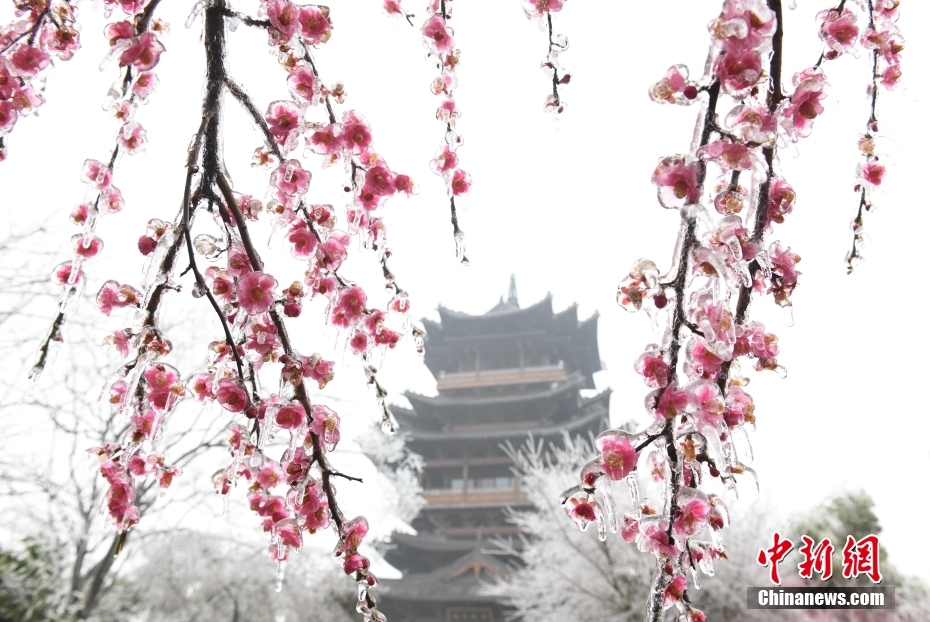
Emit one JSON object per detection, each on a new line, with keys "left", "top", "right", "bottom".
{"left": 652, "top": 156, "right": 700, "bottom": 208}
{"left": 119, "top": 33, "right": 165, "bottom": 71}
{"left": 450, "top": 169, "right": 472, "bottom": 196}
{"left": 273, "top": 159, "right": 311, "bottom": 196}
{"left": 10, "top": 45, "right": 49, "bottom": 75}
{"left": 311, "top": 404, "right": 341, "bottom": 448}
{"left": 664, "top": 575, "right": 687, "bottom": 604}
{"left": 288, "top": 221, "right": 317, "bottom": 258}
{"left": 596, "top": 435, "right": 638, "bottom": 480}
{"left": 275, "top": 403, "right": 306, "bottom": 429}
{"left": 266, "top": 101, "right": 300, "bottom": 146}
{"left": 819, "top": 9, "right": 859, "bottom": 58}
{"left": 858, "top": 160, "right": 886, "bottom": 186}
{"left": 673, "top": 497, "right": 711, "bottom": 538}
{"left": 287, "top": 65, "right": 317, "bottom": 101}
{"left": 266, "top": 0, "right": 299, "bottom": 38}
{"left": 421, "top": 15, "right": 454, "bottom": 53}
{"left": 635, "top": 353, "right": 669, "bottom": 388}
{"left": 237, "top": 271, "right": 277, "bottom": 315}
{"left": 216, "top": 379, "right": 248, "bottom": 413}
{"left": 297, "top": 6, "right": 331, "bottom": 44}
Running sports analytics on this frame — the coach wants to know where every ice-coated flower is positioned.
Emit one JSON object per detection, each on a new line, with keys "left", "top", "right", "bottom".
{"left": 216, "top": 378, "right": 248, "bottom": 413}
{"left": 343, "top": 516, "right": 369, "bottom": 550}
{"left": 258, "top": 463, "right": 286, "bottom": 489}
{"left": 649, "top": 64, "right": 697, "bottom": 104}
{"left": 689, "top": 381, "right": 725, "bottom": 431}
{"left": 275, "top": 403, "right": 306, "bottom": 429}
{"left": 226, "top": 247, "right": 252, "bottom": 277}
{"left": 132, "top": 71, "right": 158, "bottom": 99}
{"left": 524, "top": 0, "right": 564, "bottom": 15}
{"left": 336, "top": 286, "right": 367, "bottom": 323}
{"left": 288, "top": 221, "right": 317, "bottom": 259}
{"left": 309, "top": 123, "right": 340, "bottom": 155}
{"left": 858, "top": 160, "right": 886, "bottom": 186}
{"left": 343, "top": 552, "right": 370, "bottom": 575}
{"left": 673, "top": 497, "right": 711, "bottom": 538}
{"left": 311, "top": 404, "right": 341, "bottom": 449}
{"left": 620, "top": 514, "right": 639, "bottom": 542}
{"left": 714, "top": 47, "right": 763, "bottom": 97}
{"left": 640, "top": 521, "right": 679, "bottom": 557}
{"left": 118, "top": 122, "right": 146, "bottom": 154}
{"left": 782, "top": 70, "right": 827, "bottom": 140}
{"left": 664, "top": 575, "right": 687, "bottom": 604}
{"left": 96, "top": 280, "right": 141, "bottom": 315}
{"left": 697, "top": 140, "right": 757, "bottom": 172}
{"left": 650, "top": 385, "right": 690, "bottom": 420}
{"left": 266, "top": 101, "right": 300, "bottom": 146}
{"left": 266, "top": 0, "right": 299, "bottom": 37}
{"left": 287, "top": 65, "right": 317, "bottom": 101}
{"left": 187, "top": 372, "right": 215, "bottom": 403}
{"left": 10, "top": 45, "right": 49, "bottom": 75}
{"left": 450, "top": 169, "right": 472, "bottom": 196}
{"left": 350, "top": 332, "right": 369, "bottom": 353}
{"left": 635, "top": 353, "right": 669, "bottom": 389}
{"left": 596, "top": 434, "right": 638, "bottom": 480}
{"left": 237, "top": 271, "right": 277, "bottom": 315}
{"left": 421, "top": 15, "right": 454, "bottom": 53}
{"left": 273, "top": 159, "right": 311, "bottom": 196}
{"left": 431, "top": 145, "right": 458, "bottom": 174}
{"left": 297, "top": 5, "right": 331, "bottom": 45}
{"left": 652, "top": 156, "right": 700, "bottom": 208}
{"left": 119, "top": 33, "right": 165, "bottom": 72}
{"left": 364, "top": 166, "right": 395, "bottom": 197}
{"left": 341, "top": 114, "right": 373, "bottom": 154}
{"left": 765, "top": 177, "right": 796, "bottom": 229}
{"left": 317, "top": 234, "right": 347, "bottom": 271}
{"left": 80, "top": 159, "right": 112, "bottom": 190}
{"left": 819, "top": 8, "right": 859, "bottom": 58}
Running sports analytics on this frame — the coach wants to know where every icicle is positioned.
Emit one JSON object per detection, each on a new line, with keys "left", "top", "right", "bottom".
{"left": 185, "top": 0, "right": 206, "bottom": 28}
{"left": 782, "top": 302, "right": 795, "bottom": 327}
{"left": 454, "top": 231, "right": 469, "bottom": 266}
{"left": 626, "top": 472, "right": 642, "bottom": 520}
{"left": 735, "top": 426, "right": 753, "bottom": 463}
{"left": 596, "top": 477, "right": 619, "bottom": 534}
{"left": 275, "top": 559, "right": 286, "bottom": 592}
{"left": 690, "top": 565, "right": 701, "bottom": 589}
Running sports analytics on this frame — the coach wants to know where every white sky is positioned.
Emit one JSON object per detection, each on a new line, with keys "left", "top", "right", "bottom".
{"left": 2, "top": 0, "right": 929, "bottom": 587}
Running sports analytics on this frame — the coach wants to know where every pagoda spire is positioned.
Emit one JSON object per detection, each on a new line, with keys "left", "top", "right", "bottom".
{"left": 507, "top": 274, "right": 519, "bottom": 308}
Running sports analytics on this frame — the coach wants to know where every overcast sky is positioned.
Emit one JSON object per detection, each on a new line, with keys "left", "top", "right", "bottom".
{"left": 2, "top": 0, "right": 929, "bottom": 585}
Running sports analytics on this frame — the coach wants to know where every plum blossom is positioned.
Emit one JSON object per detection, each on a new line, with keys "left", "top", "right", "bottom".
{"left": 858, "top": 160, "right": 886, "bottom": 186}
{"left": 596, "top": 434, "right": 638, "bottom": 480}
{"left": 119, "top": 33, "right": 165, "bottom": 71}
{"left": 236, "top": 271, "right": 277, "bottom": 315}
{"left": 275, "top": 403, "right": 306, "bottom": 429}
{"left": 216, "top": 379, "right": 248, "bottom": 413}
{"left": 652, "top": 156, "right": 700, "bottom": 208}
{"left": 819, "top": 8, "right": 859, "bottom": 58}
{"left": 311, "top": 404, "right": 341, "bottom": 448}
{"left": 421, "top": 15, "right": 454, "bottom": 53}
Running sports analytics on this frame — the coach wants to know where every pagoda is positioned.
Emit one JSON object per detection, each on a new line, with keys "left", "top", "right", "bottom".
{"left": 381, "top": 278, "right": 610, "bottom": 622}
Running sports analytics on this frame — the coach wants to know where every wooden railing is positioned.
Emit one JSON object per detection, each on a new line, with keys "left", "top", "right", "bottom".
{"left": 436, "top": 364, "right": 566, "bottom": 391}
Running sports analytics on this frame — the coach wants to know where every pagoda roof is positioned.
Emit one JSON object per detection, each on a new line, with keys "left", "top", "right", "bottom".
{"left": 381, "top": 548, "right": 511, "bottom": 603}
{"left": 401, "top": 391, "right": 609, "bottom": 443}
{"left": 403, "top": 373, "right": 584, "bottom": 410}
{"left": 422, "top": 294, "right": 602, "bottom": 388}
